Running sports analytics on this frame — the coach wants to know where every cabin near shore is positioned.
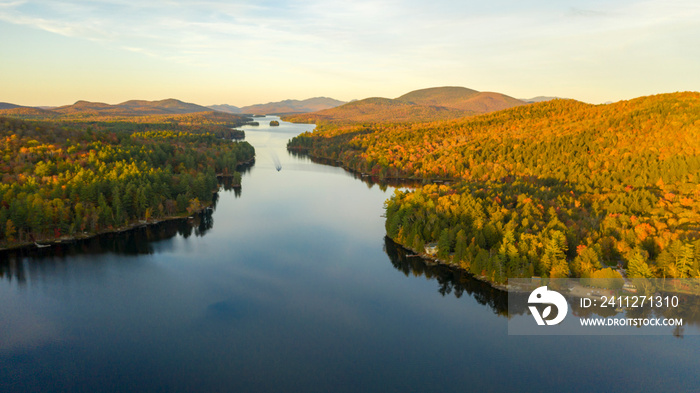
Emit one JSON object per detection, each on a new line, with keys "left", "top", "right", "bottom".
{"left": 424, "top": 243, "right": 438, "bottom": 256}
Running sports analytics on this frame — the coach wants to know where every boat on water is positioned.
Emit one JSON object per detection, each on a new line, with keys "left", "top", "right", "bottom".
{"left": 34, "top": 242, "right": 51, "bottom": 248}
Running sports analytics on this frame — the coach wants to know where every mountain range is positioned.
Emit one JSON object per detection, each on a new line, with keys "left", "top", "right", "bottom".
{"left": 0, "top": 98, "right": 217, "bottom": 118}
{"left": 0, "top": 88, "right": 545, "bottom": 121}
{"left": 232, "top": 97, "right": 346, "bottom": 115}
{"left": 0, "top": 97, "right": 347, "bottom": 118}
{"left": 0, "top": 102, "right": 23, "bottom": 110}
{"left": 207, "top": 104, "right": 241, "bottom": 114}
{"left": 284, "top": 87, "right": 526, "bottom": 124}
{"left": 51, "top": 99, "right": 214, "bottom": 116}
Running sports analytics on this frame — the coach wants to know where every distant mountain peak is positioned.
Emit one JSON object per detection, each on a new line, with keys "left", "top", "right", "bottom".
{"left": 50, "top": 98, "right": 213, "bottom": 116}
{"left": 397, "top": 86, "right": 480, "bottom": 103}
{"left": 397, "top": 86, "right": 524, "bottom": 112}
{"left": 72, "top": 100, "right": 110, "bottom": 106}
{"left": 208, "top": 104, "right": 241, "bottom": 114}
{"left": 520, "top": 96, "right": 565, "bottom": 103}
{"left": 240, "top": 97, "right": 345, "bottom": 115}
{"left": 0, "top": 102, "right": 24, "bottom": 110}
{"left": 285, "top": 86, "right": 526, "bottom": 124}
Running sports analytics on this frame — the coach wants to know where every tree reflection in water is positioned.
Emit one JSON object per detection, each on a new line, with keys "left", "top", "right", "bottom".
{"left": 0, "top": 209, "right": 216, "bottom": 285}
{"left": 384, "top": 236, "right": 700, "bottom": 333}
{"left": 383, "top": 236, "right": 515, "bottom": 317}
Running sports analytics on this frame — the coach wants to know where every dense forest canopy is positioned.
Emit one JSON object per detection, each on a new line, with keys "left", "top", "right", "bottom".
{"left": 288, "top": 92, "right": 700, "bottom": 283}
{"left": 0, "top": 116, "right": 254, "bottom": 248}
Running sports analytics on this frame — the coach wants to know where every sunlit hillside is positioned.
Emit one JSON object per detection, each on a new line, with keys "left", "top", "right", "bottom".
{"left": 284, "top": 86, "right": 525, "bottom": 124}
{"left": 396, "top": 86, "right": 525, "bottom": 113}
{"left": 289, "top": 92, "right": 700, "bottom": 283}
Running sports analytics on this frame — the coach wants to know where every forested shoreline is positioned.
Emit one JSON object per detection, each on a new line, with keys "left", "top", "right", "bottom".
{"left": 0, "top": 116, "right": 254, "bottom": 249}
{"left": 288, "top": 93, "right": 700, "bottom": 284}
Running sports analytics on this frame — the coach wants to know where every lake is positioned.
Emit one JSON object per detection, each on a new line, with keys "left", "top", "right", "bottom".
{"left": 1, "top": 117, "right": 698, "bottom": 392}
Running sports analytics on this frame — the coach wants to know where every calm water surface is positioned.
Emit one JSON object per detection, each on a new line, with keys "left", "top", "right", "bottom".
{"left": 1, "top": 117, "right": 698, "bottom": 392}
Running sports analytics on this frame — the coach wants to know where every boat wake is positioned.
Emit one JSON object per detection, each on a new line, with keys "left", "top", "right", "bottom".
{"left": 270, "top": 151, "right": 282, "bottom": 171}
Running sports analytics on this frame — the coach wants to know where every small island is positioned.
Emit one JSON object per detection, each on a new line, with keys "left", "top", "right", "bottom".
{"left": 269, "top": 120, "right": 280, "bottom": 126}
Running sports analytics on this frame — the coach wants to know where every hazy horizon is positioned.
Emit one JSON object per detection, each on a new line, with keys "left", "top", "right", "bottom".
{"left": 0, "top": 91, "right": 578, "bottom": 109}
{"left": 1, "top": 96, "right": 348, "bottom": 109}
{"left": 1, "top": 0, "right": 699, "bottom": 107}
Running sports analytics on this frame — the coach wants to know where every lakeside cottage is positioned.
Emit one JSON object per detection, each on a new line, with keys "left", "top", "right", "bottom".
{"left": 424, "top": 243, "right": 438, "bottom": 256}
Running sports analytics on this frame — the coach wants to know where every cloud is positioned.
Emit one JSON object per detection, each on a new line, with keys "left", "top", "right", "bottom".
{"left": 568, "top": 7, "right": 608, "bottom": 18}
{"left": 1, "top": 0, "right": 699, "bottom": 104}
{"left": 2, "top": 0, "right": 696, "bottom": 62}
{"left": 0, "top": 0, "right": 27, "bottom": 7}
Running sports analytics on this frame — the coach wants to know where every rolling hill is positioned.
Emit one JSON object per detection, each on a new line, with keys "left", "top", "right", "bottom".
{"left": 208, "top": 104, "right": 241, "bottom": 114}
{"left": 52, "top": 100, "right": 117, "bottom": 115}
{"left": 0, "top": 102, "right": 24, "bottom": 110}
{"left": 395, "top": 86, "right": 480, "bottom": 106}
{"left": 0, "top": 99, "right": 251, "bottom": 126}
{"left": 285, "top": 86, "right": 526, "bottom": 124}
{"left": 53, "top": 98, "right": 213, "bottom": 116}
{"left": 0, "top": 106, "right": 59, "bottom": 119}
{"left": 285, "top": 97, "right": 468, "bottom": 124}
{"left": 118, "top": 99, "right": 212, "bottom": 114}
{"left": 240, "top": 97, "right": 345, "bottom": 115}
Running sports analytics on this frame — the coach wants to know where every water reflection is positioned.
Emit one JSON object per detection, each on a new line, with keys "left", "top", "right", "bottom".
{"left": 383, "top": 236, "right": 512, "bottom": 317}
{"left": 0, "top": 209, "right": 215, "bottom": 284}
{"left": 217, "top": 176, "right": 243, "bottom": 197}
{"left": 288, "top": 150, "right": 427, "bottom": 191}
{"left": 235, "top": 159, "right": 255, "bottom": 176}
{"left": 384, "top": 235, "right": 700, "bottom": 336}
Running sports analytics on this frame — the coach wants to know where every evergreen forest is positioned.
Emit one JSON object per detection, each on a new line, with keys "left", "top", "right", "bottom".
{"left": 0, "top": 116, "right": 254, "bottom": 248}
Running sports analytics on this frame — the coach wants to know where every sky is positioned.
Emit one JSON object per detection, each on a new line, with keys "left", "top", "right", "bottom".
{"left": 1, "top": 0, "right": 699, "bottom": 107}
